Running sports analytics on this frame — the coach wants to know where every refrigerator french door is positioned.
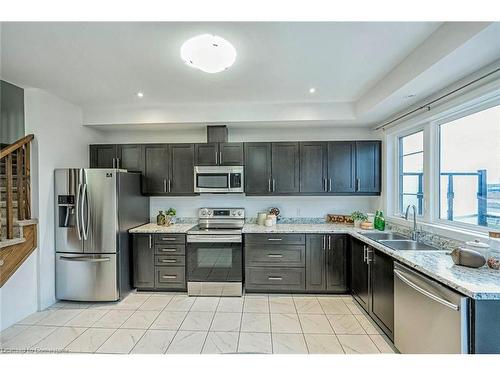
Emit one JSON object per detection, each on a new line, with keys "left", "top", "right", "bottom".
{"left": 55, "top": 168, "right": 147, "bottom": 302}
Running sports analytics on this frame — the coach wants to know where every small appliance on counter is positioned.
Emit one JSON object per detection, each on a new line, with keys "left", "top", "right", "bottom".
{"left": 186, "top": 208, "right": 245, "bottom": 296}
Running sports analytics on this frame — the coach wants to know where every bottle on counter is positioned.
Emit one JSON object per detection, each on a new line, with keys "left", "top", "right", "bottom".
{"left": 374, "top": 211, "right": 385, "bottom": 231}
{"left": 156, "top": 210, "right": 166, "bottom": 226}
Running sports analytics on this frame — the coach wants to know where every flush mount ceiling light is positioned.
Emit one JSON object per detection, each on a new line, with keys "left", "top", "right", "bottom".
{"left": 309, "top": 88, "right": 316, "bottom": 94}
{"left": 136, "top": 92, "right": 144, "bottom": 98}
{"left": 180, "top": 34, "right": 236, "bottom": 74}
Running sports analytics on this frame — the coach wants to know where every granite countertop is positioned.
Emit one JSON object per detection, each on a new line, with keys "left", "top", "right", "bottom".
{"left": 130, "top": 222, "right": 500, "bottom": 300}
{"left": 129, "top": 223, "right": 195, "bottom": 233}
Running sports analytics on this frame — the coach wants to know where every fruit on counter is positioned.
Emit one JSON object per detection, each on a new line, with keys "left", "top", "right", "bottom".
{"left": 487, "top": 257, "right": 500, "bottom": 270}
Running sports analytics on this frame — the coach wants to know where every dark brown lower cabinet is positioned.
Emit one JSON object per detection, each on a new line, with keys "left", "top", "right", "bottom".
{"left": 350, "top": 237, "right": 394, "bottom": 340}
{"left": 132, "top": 233, "right": 186, "bottom": 291}
{"left": 306, "top": 234, "right": 347, "bottom": 293}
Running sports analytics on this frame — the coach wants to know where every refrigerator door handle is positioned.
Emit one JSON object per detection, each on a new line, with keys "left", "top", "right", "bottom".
{"left": 59, "top": 255, "right": 110, "bottom": 263}
{"left": 81, "top": 183, "right": 90, "bottom": 240}
{"left": 75, "top": 183, "right": 82, "bottom": 240}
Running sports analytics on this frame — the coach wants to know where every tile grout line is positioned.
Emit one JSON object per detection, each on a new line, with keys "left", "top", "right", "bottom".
{"left": 199, "top": 297, "right": 221, "bottom": 354}
{"left": 163, "top": 295, "right": 198, "bottom": 354}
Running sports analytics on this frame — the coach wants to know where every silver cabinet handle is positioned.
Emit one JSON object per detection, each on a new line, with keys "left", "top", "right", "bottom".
{"left": 323, "top": 178, "right": 327, "bottom": 192}
{"left": 329, "top": 178, "right": 332, "bottom": 192}
{"left": 268, "top": 179, "right": 271, "bottom": 192}
{"left": 60, "top": 256, "right": 110, "bottom": 263}
{"left": 168, "top": 179, "right": 172, "bottom": 193}
{"left": 272, "top": 179, "right": 276, "bottom": 192}
{"left": 149, "top": 234, "right": 152, "bottom": 248}
{"left": 116, "top": 158, "right": 120, "bottom": 169}
{"left": 356, "top": 178, "right": 361, "bottom": 192}
{"left": 394, "top": 270, "right": 460, "bottom": 311}
{"left": 268, "top": 276, "right": 283, "bottom": 281}
{"left": 163, "top": 179, "right": 167, "bottom": 192}
{"left": 219, "top": 151, "right": 222, "bottom": 165}
{"left": 363, "top": 246, "right": 367, "bottom": 263}
{"left": 215, "top": 151, "right": 218, "bottom": 165}
{"left": 161, "top": 237, "right": 177, "bottom": 241}
{"left": 268, "top": 254, "right": 283, "bottom": 258}
{"left": 328, "top": 235, "right": 331, "bottom": 250}
{"left": 159, "top": 248, "right": 177, "bottom": 252}
{"left": 160, "top": 259, "right": 177, "bottom": 263}
{"left": 322, "top": 235, "right": 326, "bottom": 250}
{"left": 112, "top": 158, "right": 115, "bottom": 168}
{"left": 267, "top": 238, "right": 282, "bottom": 241}
{"left": 162, "top": 275, "right": 177, "bottom": 279}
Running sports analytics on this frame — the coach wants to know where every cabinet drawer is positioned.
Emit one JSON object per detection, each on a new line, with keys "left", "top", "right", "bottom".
{"left": 245, "top": 246, "right": 305, "bottom": 267}
{"left": 155, "top": 266, "right": 186, "bottom": 289}
{"left": 245, "top": 267, "right": 305, "bottom": 292}
{"left": 154, "top": 234, "right": 186, "bottom": 244}
{"left": 155, "top": 255, "right": 185, "bottom": 266}
{"left": 245, "top": 233, "right": 305, "bottom": 245}
{"left": 154, "top": 244, "right": 185, "bottom": 255}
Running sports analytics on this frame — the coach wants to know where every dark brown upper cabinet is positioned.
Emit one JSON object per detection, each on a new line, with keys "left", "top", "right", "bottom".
{"left": 245, "top": 142, "right": 299, "bottom": 195}
{"left": 195, "top": 142, "right": 243, "bottom": 166}
{"left": 89, "top": 144, "right": 117, "bottom": 168}
{"left": 355, "top": 141, "right": 381, "bottom": 193}
{"left": 327, "top": 141, "right": 356, "bottom": 193}
{"left": 90, "top": 144, "right": 144, "bottom": 172}
{"left": 143, "top": 143, "right": 195, "bottom": 196}
{"left": 299, "top": 142, "right": 328, "bottom": 193}
{"left": 244, "top": 142, "right": 272, "bottom": 194}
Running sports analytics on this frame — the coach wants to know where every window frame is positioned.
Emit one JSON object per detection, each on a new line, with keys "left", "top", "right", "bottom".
{"left": 397, "top": 129, "right": 425, "bottom": 217}
{"left": 389, "top": 92, "right": 500, "bottom": 235}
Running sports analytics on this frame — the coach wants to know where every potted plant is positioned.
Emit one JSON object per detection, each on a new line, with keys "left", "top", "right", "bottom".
{"left": 351, "top": 211, "right": 368, "bottom": 228}
{"left": 165, "top": 207, "right": 177, "bottom": 226}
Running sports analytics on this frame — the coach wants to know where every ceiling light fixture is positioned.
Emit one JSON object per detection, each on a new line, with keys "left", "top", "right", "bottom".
{"left": 136, "top": 92, "right": 144, "bottom": 98}
{"left": 309, "top": 88, "right": 316, "bottom": 94}
{"left": 180, "top": 34, "right": 237, "bottom": 74}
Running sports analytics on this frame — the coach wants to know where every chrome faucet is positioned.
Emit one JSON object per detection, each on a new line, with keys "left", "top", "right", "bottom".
{"left": 404, "top": 204, "right": 419, "bottom": 241}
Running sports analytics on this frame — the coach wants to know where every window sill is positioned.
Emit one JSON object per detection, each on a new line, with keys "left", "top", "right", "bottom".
{"left": 387, "top": 216, "right": 493, "bottom": 243}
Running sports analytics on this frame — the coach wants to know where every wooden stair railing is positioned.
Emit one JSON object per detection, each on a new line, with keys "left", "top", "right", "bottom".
{"left": 1, "top": 134, "right": 34, "bottom": 240}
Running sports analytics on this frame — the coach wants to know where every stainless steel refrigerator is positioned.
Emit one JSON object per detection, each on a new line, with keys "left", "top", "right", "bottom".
{"left": 55, "top": 169, "right": 148, "bottom": 302}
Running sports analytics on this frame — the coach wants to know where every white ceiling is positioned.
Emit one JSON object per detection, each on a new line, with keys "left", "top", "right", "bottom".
{"left": 1, "top": 21, "right": 499, "bottom": 128}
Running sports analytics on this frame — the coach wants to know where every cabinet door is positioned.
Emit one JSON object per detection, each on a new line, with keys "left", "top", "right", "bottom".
{"left": 143, "top": 144, "right": 168, "bottom": 194}
{"left": 355, "top": 141, "right": 381, "bottom": 193}
{"left": 271, "top": 142, "right": 300, "bottom": 193}
{"left": 220, "top": 142, "right": 244, "bottom": 165}
{"left": 326, "top": 235, "right": 347, "bottom": 292}
{"left": 169, "top": 143, "right": 194, "bottom": 194}
{"left": 117, "top": 144, "right": 144, "bottom": 172}
{"left": 299, "top": 142, "right": 328, "bottom": 193}
{"left": 244, "top": 143, "right": 272, "bottom": 194}
{"left": 327, "top": 142, "right": 356, "bottom": 193}
{"left": 350, "top": 237, "right": 369, "bottom": 311}
{"left": 306, "top": 234, "right": 326, "bottom": 291}
{"left": 133, "top": 234, "right": 155, "bottom": 289}
{"left": 370, "top": 249, "right": 394, "bottom": 339}
{"left": 194, "top": 143, "right": 218, "bottom": 166}
{"left": 89, "top": 144, "right": 117, "bottom": 168}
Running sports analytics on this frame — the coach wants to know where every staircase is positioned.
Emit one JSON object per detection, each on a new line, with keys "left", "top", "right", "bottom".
{"left": 0, "top": 134, "right": 37, "bottom": 287}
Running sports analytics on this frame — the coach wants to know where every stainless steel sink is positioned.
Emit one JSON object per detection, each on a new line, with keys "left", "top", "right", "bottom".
{"left": 362, "top": 232, "right": 407, "bottom": 241}
{"left": 379, "top": 239, "right": 439, "bottom": 251}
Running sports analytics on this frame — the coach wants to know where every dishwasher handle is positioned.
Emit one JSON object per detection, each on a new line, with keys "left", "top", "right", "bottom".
{"left": 394, "top": 269, "right": 460, "bottom": 311}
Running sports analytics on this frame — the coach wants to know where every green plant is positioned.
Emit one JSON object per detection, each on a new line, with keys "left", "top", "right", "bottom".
{"left": 351, "top": 211, "right": 368, "bottom": 221}
{"left": 166, "top": 208, "right": 176, "bottom": 216}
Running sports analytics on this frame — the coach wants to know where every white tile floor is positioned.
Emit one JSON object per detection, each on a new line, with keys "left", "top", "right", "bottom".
{"left": 0, "top": 292, "right": 397, "bottom": 354}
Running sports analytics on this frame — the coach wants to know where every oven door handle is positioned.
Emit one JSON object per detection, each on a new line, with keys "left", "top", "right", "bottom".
{"left": 187, "top": 234, "right": 242, "bottom": 243}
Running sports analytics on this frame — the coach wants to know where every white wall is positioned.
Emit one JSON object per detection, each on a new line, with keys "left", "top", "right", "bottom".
{"left": 0, "top": 89, "right": 99, "bottom": 330}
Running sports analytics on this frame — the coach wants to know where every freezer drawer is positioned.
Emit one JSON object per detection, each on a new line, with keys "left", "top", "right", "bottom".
{"left": 56, "top": 253, "right": 119, "bottom": 301}
{"left": 394, "top": 262, "right": 469, "bottom": 354}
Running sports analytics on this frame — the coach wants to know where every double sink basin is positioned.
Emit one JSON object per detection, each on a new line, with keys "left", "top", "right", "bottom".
{"left": 362, "top": 232, "right": 440, "bottom": 251}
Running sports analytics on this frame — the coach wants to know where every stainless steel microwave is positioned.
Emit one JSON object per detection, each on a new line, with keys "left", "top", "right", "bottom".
{"left": 194, "top": 166, "right": 244, "bottom": 193}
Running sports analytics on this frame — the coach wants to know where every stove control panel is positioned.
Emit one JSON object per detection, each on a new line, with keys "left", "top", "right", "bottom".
{"left": 199, "top": 207, "right": 245, "bottom": 219}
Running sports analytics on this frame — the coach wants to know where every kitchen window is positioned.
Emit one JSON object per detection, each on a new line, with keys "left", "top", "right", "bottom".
{"left": 398, "top": 130, "right": 424, "bottom": 215}
{"left": 438, "top": 104, "right": 500, "bottom": 230}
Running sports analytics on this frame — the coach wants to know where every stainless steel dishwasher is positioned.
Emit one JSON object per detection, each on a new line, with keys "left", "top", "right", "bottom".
{"left": 394, "top": 263, "right": 469, "bottom": 354}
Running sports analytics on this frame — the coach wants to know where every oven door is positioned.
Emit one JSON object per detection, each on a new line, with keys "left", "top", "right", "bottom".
{"left": 186, "top": 235, "right": 243, "bottom": 282}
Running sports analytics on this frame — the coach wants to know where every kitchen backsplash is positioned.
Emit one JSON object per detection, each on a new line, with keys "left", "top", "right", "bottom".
{"left": 149, "top": 195, "right": 379, "bottom": 223}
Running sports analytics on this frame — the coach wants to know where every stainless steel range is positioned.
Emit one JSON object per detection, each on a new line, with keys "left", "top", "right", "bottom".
{"left": 186, "top": 208, "right": 245, "bottom": 296}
